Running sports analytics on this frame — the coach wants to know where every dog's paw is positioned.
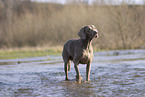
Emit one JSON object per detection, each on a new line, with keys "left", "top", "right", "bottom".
{"left": 86, "top": 79, "right": 91, "bottom": 82}
{"left": 65, "top": 78, "right": 69, "bottom": 81}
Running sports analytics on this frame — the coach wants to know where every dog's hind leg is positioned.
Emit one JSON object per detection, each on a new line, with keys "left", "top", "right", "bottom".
{"left": 64, "top": 62, "right": 69, "bottom": 81}
{"left": 68, "top": 60, "right": 71, "bottom": 71}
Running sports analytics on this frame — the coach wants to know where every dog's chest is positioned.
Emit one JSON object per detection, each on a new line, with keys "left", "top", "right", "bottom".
{"left": 79, "top": 49, "right": 93, "bottom": 64}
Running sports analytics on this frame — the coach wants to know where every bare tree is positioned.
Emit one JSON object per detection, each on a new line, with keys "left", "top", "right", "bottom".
{"left": 108, "top": 2, "right": 144, "bottom": 49}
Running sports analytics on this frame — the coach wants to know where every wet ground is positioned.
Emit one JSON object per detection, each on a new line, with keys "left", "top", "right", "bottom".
{"left": 0, "top": 49, "right": 145, "bottom": 97}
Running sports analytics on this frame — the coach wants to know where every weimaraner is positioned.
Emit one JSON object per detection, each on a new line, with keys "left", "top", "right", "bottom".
{"left": 62, "top": 25, "right": 99, "bottom": 82}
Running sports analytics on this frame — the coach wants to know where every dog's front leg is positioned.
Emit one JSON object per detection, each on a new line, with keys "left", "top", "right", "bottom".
{"left": 86, "top": 62, "right": 91, "bottom": 81}
{"left": 73, "top": 60, "right": 82, "bottom": 82}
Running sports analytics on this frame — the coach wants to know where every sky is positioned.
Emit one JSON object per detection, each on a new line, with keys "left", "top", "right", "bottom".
{"left": 32, "top": 0, "right": 145, "bottom": 5}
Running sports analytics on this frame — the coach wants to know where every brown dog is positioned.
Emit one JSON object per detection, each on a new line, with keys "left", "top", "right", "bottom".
{"left": 62, "top": 25, "right": 98, "bottom": 82}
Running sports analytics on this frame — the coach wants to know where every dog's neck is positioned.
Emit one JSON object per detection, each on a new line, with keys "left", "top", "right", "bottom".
{"left": 81, "top": 37, "right": 92, "bottom": 49}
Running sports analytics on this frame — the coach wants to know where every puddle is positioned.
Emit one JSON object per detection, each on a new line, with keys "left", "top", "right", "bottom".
{"left": 0, "top": 49, "right": 145, "bottom": 96}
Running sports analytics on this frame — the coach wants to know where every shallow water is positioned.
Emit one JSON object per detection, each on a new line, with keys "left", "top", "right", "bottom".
{"left": 0, "top": 49, "right": 145, "bottom": 97}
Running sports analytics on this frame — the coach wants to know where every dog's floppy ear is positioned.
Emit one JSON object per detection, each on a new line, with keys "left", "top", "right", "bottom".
{"left": 78, "top": 27, "right": 86, "bottom": 39}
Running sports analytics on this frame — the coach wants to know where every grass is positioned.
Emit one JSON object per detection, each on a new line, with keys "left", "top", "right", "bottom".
{"left": 0, "top": 46, "right": 104, "bottom": 60}
{"left": 0, "top": 46, "right": 62, "bottom": 59}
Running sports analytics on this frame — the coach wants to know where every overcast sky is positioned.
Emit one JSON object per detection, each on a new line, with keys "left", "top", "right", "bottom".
{"left": 32, "top": 0, "right": 145, "bottom": 5}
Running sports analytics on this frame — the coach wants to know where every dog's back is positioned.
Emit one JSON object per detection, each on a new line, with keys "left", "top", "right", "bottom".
{"left": 62, "top": 39, "right": 78, "bottom": 62}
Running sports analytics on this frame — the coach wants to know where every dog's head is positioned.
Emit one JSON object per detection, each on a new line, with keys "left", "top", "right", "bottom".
{"left": 78, "top": 25, "right": 99, "bottom": 39}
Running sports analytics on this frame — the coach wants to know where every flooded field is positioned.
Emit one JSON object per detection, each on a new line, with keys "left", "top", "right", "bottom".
{"left": 0, "top": 49, "right": 145, "bottom": 97}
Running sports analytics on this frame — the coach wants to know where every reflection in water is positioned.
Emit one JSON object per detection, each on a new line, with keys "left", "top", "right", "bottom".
{"left": 0, "top": 49, "right": 145, "bottom": 96}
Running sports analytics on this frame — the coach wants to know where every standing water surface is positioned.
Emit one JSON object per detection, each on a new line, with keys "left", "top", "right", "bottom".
{"left": 0, "top": 49, "right": 145, "bottom": 96}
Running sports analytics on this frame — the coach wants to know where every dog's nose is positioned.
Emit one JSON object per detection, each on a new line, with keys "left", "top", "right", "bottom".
{"left": 94, "top": 31, "right": 99, "bottom": 38}
{"left": 95, "top": 34, "right": 98, "bottom": 38}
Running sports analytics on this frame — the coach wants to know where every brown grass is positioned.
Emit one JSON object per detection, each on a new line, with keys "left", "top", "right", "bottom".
{"left": 0, "top": 0, "right": 145, "bottom": 50}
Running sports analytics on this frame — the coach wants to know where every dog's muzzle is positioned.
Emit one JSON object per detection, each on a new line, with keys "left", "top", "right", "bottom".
{"left": 95, "top": 33, "right": 99, "bottom": 38}
{"left": 94, "top": 31, "right": 99, "bottom": 38}
{"left": 93, "top": 29, "right": 98, "bottom": 38}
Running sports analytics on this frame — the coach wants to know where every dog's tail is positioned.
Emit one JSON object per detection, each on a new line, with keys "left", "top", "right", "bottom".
{"left": 68, "top": 60, "right": 71, "bottom": 71}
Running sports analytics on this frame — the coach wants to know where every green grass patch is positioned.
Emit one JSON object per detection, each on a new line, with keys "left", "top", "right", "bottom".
{"left": 0, "top": 47, "right": 62, "bottom": 59}
{"left": 93, "top": 47, "right": 106, "bottom": 52}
